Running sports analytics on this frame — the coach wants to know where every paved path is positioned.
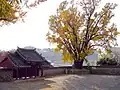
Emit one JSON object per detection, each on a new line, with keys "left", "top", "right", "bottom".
{"left": 0, "top": 75, "right": 120, "bottom": 90}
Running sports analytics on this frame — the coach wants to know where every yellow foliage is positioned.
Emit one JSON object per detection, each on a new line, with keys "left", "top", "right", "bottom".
{"left": 54, "top": 48, "right": 59, "bottom": 52}
{"left": 114, "top": 31, "right": 120, "bottom": 36}
{"left": 63, "top": 53, "right": 73, "bottom": 63}
{"left": 92, "top": 36, "right": 103, "bottom": 41}
{"left": 0, "top": 0, "right": 20, "bottom": 23}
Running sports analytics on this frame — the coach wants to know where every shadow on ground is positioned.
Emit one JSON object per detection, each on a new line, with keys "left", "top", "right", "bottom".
{"left": 62, "top": 75, "right": 120, "bottom": 90}
{"left": 0, "top": 78, "right": 56, "bottom": 90}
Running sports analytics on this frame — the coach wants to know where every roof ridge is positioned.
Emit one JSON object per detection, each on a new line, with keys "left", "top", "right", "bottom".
{"left": 16, "top": 49, "right": 27, "bottom": 60}
{"left": 17, "top": 47, "right": 36, "bottom": 51}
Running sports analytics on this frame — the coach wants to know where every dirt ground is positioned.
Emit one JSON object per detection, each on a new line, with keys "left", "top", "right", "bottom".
{"left": 0, "top": 75, "right": 120, "bottom": 90}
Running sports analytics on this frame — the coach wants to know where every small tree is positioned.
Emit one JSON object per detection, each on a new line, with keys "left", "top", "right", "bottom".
{"left": 46, "top": 0, "right": 119, "bottom": 68}
{"left": 97, "top": 53, "right": 118, "bottom": 66}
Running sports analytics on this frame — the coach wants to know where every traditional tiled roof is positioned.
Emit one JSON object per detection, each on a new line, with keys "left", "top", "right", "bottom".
{"left": 8, "top": 52, "right": 31, "bottom": 67}
{"left": 0, "top": 56, "right": 6, "bottom": 62}
{"left": 17, "top": 48, "right": 46, "bottom": 62}
{"left": 16, "top": 47, "right": 53, "bottom": 68}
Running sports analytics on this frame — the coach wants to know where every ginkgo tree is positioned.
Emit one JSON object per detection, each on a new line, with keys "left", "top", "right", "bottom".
{"left": 46, "top": 0, "right": 120, "bottom": 68}
{"left": 0, "top": 0, "right": 46, "bottom": 25}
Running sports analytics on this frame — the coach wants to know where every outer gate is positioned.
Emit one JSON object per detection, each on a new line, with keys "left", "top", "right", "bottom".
{"left": 13, "top": 67, "right": 39, "bottom": 79}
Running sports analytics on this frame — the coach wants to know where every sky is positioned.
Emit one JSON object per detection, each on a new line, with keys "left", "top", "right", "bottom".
{"left": 0, "top": 0, "right": 120, "bottom": 51}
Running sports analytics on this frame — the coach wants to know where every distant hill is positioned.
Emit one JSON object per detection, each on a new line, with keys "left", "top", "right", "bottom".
{"left": 36, "top": 48, "right": 98, "bottom": 66}
{"left": 36, "top": 48, "right": 72, "bottom": 67}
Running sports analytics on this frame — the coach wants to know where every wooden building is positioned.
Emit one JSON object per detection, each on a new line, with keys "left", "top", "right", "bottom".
{"left": 0, "top": 47, "right": 53, "bottom": 79}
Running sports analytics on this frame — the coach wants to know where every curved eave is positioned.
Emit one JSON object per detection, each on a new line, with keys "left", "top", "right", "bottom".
{"left": 26, "top": 60, "right": 46, "bottom": 62}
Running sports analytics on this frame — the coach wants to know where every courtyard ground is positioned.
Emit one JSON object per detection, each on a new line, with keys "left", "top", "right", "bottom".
{"left": 0, "top": 75, "right": 120, "bottom": 90}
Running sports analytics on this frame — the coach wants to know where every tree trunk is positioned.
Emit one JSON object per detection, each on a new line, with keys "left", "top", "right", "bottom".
{"left": 73, "top": 60, "right": 84, "bottom": 69}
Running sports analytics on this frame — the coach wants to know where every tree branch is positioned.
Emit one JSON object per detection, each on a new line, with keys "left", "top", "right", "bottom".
{"left": 89, "top": 6, "right": 112, "bottom": 41}
{"left": 66, "top": 21, "right": 78, "bottom": 60}
{"left": 0, "top": 18, "right": 13, "bottom": 21}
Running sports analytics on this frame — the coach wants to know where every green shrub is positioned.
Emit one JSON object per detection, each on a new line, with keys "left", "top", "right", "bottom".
{"left": 97, "top": 57, "right": 117, "bottom": 66}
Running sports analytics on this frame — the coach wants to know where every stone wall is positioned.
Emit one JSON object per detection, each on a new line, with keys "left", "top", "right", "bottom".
{"left": 40, "top": 67, "right": 90, "bottom": 77}
{"left": 90, "top": 67, "right": 120, "bottom": 75}
{"left": 69, "top": 69, "right": 90, "bottom": 74}
{"left": 42, "top": 68, "right": 65, "bottom": 77}
{"left": 0, "top": 69, "right": 13, "bottom": 82}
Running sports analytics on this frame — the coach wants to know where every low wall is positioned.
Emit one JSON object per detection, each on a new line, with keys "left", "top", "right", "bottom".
{"left": 41, "top": 67, "right": 90, "bottom": 77}
{"left": 69, "top": 69, "right": 90, "bottom": 74}
{"left": 0, "top": 69, "right": 13, "bottom": 82}
{"left": 90, "top": 67, "right": 120, "bottom": 75}
{"left": 42, "top": 68, "right": 65, "bottom": 77}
